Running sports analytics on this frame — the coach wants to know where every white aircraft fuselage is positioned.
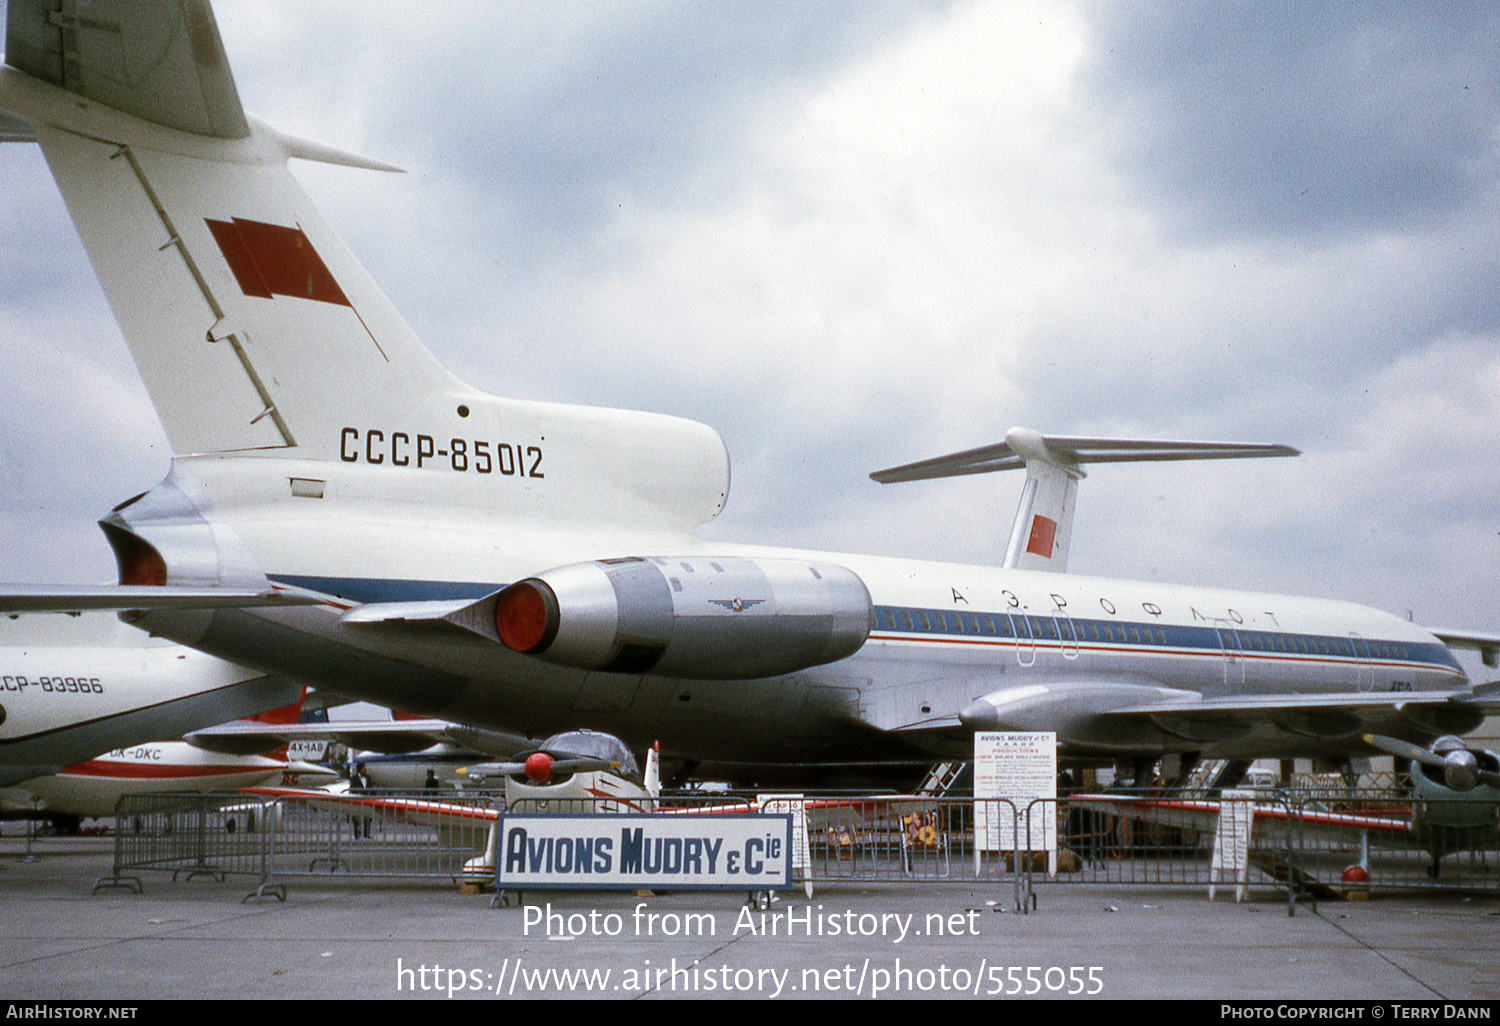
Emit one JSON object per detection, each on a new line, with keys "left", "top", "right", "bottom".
{"left": 5, "top": 740, "right": 290, "bottom": 819}
{"left": 0, "top": 611, "right": 297, "bottom": 787}
{"left": 108, "top": 449, "right": 1471, "bottom": 777}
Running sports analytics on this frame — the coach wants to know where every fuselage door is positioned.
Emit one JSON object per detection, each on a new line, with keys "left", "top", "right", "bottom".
{"left": 1011, "top": 612, "right": 1037, "bottom": 668}
{"left": 1347, "top": 633, "right": 1375, "bottom": 692}
{"left": 1217, "top": 625, "right": 1246, "bottom": 691}
{"left": 1054, "top": 605, "right": 1080, "bottom": 661}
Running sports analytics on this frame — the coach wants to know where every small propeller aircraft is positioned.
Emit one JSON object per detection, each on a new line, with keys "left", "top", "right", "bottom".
{"left": 1076, "top": 733, "right": 1500, "bottom": 883}
{"left": 244, "top": 728, "right": 664, "bottom": 882}
{"left": 455, "top": 729, "right": 661, "bottom": 813}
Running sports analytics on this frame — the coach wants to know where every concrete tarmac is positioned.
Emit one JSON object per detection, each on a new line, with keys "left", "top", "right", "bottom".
{"left": 2, "top": 835, "right": 1497, "bottom": 1001}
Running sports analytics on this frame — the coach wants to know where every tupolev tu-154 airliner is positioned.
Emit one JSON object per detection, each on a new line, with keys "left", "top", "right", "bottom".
{"left": 1, "top": 0, "right": 1496, "bottom": 785}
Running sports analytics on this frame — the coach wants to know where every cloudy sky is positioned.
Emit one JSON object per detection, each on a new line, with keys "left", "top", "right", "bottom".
{"left": 2, "top": 1, "right": 1497, "bottom": 679}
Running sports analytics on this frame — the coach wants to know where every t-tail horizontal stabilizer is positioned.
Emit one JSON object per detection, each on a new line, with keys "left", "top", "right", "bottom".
{"left": 871, "top": 427, "right": 1299, "bottom": 572}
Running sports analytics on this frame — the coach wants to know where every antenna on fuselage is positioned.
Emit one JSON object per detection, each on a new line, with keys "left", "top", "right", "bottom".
{"left": 870, "top": 427, "right": 1299, "bottom": 572}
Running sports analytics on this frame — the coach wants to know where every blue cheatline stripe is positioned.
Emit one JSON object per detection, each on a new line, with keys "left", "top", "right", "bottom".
{"left": 870, "top": 605, "right": 1463, "bottom": 674}
{"left": 269, "top": 574, "right": 501, "bottom": 604}
{"left": 260, "top": 581, "right": 1464, "bottom": 676}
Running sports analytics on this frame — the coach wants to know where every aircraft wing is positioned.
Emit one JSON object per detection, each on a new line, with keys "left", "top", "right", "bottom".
{"left": 1424, "top": 627, "right": 1500, "bottom": 669}
{"left": 1072, "top": 794, "right": 1414, "bottom": 847}
{"left": 954, "top": 679, "right": 1493, "bottom": 754}
{"left": 1097, "top": 689, "right": 1493, "bottom": 747}
{"left": 185, "top": 718, "right": 534, "bottom": 758}
{"left": 0, "top": 586, "right": 323, "bottom": 613}
{"left": 240, "top": 785, "right": 498, "bottom": 828}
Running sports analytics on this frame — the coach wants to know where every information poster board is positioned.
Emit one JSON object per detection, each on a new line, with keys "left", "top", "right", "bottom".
{"left": 973, "top": 731, "right": 1057, "bottom": 874}
{"left": 1209, "top": 789, "right": 1254, "bottom": 902}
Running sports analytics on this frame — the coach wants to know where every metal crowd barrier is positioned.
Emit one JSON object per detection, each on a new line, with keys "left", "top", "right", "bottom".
{"left": 269, "top": 788, "right": 499, "bottom": 882}
{"left": 1021, "top": 789, "right": 1500, "bottom": 912}
{"left": 92, "top": 787, "right": 1499, "bottom": 907}
{"left": 1280, "top": 792, "right": 1500, "bottom": 894}
{"left": 97, "top": 790, "right": 504, "bottom": 899}
{"left": 94, "top": 793, "right": 281, "bottom": 899}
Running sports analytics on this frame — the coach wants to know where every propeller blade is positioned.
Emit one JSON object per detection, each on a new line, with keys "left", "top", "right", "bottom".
{"left": 1364, "top": 734, "right": 1446, "bottom": 768}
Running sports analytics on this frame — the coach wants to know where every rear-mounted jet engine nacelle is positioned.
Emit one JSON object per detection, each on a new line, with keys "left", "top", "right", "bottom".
{"left": 486, "top": 556, "right": 872, "bottom": 679}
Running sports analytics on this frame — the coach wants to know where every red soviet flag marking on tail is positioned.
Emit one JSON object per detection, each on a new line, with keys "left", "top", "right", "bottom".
{"left": 1026, "top": 514, "right": 1057, "bottom": 558}
{"left": 206, "top": 217, "right": 351, "bottom": 306}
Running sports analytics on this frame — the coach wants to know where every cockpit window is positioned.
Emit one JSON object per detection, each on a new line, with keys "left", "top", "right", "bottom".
{"left": 541, "top": 730, "right": 641, "bottom": 779}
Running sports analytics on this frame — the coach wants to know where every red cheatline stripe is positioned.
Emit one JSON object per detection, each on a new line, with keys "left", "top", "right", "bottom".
{"left": 59, "top": 760, "right": 275, "bottom": 780}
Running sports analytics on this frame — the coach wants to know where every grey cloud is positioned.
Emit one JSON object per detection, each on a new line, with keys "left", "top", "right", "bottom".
{"left": 1078, "top": 4, "right": 1500, "bottom": 241}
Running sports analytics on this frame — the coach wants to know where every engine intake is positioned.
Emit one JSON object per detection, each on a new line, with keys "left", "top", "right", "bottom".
{"left": 488, "top": 556, "right": 871, "bottom": 679}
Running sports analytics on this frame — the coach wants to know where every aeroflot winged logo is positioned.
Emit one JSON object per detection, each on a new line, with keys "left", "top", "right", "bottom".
{"left": 709, "top": 598, "right": 765, "bottom": 613}
{"left": 205, "top": 217, "right": 351, "bottom": 306}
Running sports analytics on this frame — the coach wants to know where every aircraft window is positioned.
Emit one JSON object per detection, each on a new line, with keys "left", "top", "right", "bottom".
{"left": 679, "top": 562, "right": 694, "bottom": 573}
{"left": 968, "top": 614, "right": 981, "bottom": 633}
{"left": 901, "top": 610, "right": 913, "bottom": 631}
{"left": 670, "top": 577, "right": 683, "bottom": 592}
{"left": 919, "top": 611, "right": 931, "bottom": 631}
{"left": 983, "top": 615, "right": 996, "bottom": 635}
{"left": 950, "top": 613, "right": 963, "bottom": 633}
{"left": 1154, "top": 626, "right": 1166, "bottom": 644}
{"left": 710, "top": 562, "right": 724, "bottom": 572}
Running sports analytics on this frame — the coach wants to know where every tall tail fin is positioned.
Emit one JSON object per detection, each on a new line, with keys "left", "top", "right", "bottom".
{"left": 871, "top": 428, "right": 1299, "bottom": 572}
{"left": 1, "top": 0, "right": 458, "bottom": 457}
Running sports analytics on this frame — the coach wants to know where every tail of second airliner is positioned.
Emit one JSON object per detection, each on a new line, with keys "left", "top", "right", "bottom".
{"left": 1, "top": 0, "right": 459, "bottom": 457}
{"left": 871, "top": 428, "right": 1300, "bottom": 572}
